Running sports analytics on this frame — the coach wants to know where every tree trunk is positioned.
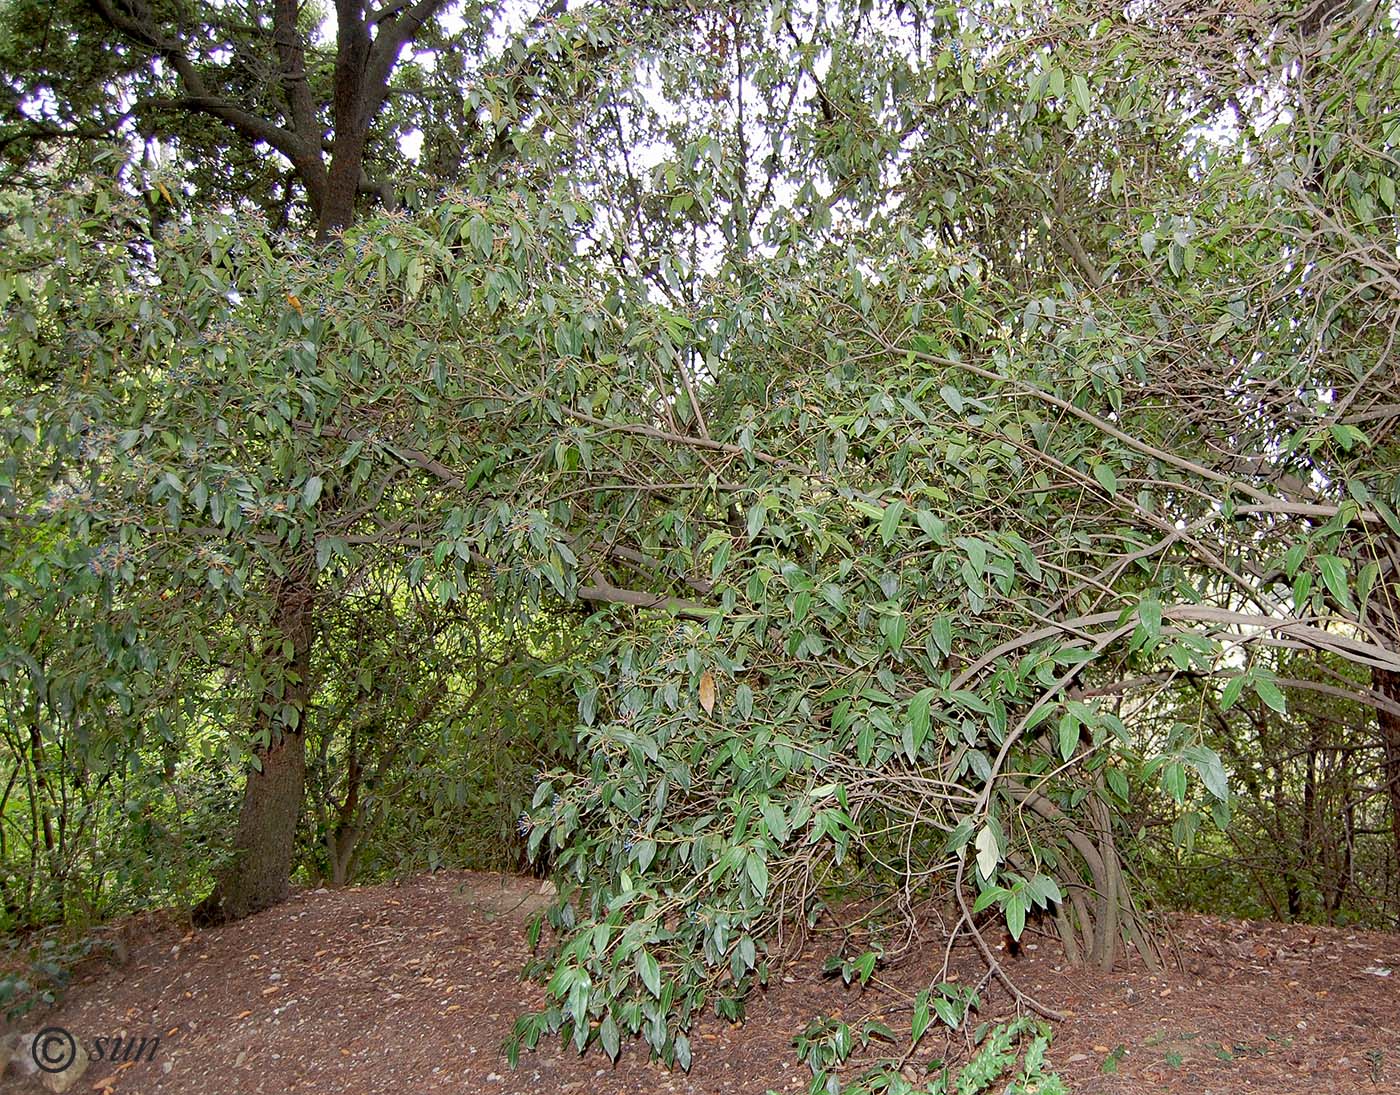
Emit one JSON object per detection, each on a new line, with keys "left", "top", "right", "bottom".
{"left": 195, "top": 572, "right": 316, "bottom": 925}
{"left": 1282, "top": 755, "right": 1303, "bottom": 920}
{"left": 326, "top": 742, "right": 363, "bottom": 888}
{"left": 319, "top": 1, "right": 374, "bottom": 239}
{"left": 190, "top": 2, "right": 373, "bottom": 922}
{"left": 1377, "top": 667, "right": 1400, "bottom": 889}
{"left": 327, "top": 823, "right": 360, "bottom": 888}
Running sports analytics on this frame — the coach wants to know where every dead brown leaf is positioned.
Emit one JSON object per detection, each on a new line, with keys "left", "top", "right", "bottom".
{"left": 699, "top": 669, "right": 716, "bottom": 714}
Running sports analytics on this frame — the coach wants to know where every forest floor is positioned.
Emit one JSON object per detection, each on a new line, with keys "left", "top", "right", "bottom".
{"left": 2, "top": 870, "right": 1397, "bottom": 1094}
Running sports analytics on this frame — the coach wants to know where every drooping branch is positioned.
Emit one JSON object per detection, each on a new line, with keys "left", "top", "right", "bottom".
{"left": 951, "top": 606, "right": 1400, "bottom": 694}
{"left": 294, "top": 422, "right": 713, "bottom": 617}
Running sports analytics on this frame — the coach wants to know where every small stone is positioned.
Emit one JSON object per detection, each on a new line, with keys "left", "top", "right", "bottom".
{"left": 2, "top": 1033, "right": 37, "bottom": 1077}
{"left": 39, "top": 1045, "right": 90, "bottom": 1094}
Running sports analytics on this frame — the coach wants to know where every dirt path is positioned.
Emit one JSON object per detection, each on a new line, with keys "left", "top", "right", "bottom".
{"left": 2, "top": 872, "right": 1396, "bottom": 1094}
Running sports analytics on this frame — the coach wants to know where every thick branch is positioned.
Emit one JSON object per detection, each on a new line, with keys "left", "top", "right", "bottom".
{"left": 364, "top": 0, "right": 456, "bottom": 120}
{"left": 88, "top": 0, "right": 317, "bottom": 171}
{"left": 272, "top": 0, "right": 321, "bottom": 146}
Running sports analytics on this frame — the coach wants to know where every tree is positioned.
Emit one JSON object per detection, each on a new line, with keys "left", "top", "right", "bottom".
{"left": 0, "top": 0, "right": 721, "bottom": 922}
{"left": 4, "top": 0, "right": 494, "bottom": 234}
{"left": 3, "top": 0, "right": 1399, "bottom": 1081}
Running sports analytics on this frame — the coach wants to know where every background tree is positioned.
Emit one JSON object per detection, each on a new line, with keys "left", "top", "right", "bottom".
{"left": 0, "top": 0, "right": 733, "bottom": 923}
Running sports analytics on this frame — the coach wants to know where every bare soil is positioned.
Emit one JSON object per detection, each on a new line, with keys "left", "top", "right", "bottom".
{"left": 2, "top": 871, "right": 1397, "bottom": 1094}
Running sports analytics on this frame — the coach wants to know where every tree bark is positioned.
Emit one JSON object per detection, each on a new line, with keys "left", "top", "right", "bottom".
{"left": 195, "top": 572, "right": 316, "bottom": 925}
{"left": 320, "top": 0, "right": 374, "bottom": 237}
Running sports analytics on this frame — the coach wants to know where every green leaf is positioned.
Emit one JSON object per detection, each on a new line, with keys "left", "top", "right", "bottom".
{"left": 746, "top": 499, "right": 768, "bottom": 540}
{"left": 745, "top": 852, "right": 769, "bottom": 898}
{"left": 1374, "top": 499, "right": 1400, "bottom": 537}
{"left": 1031, "top": 874, "right": 1063, "bottom": 907}
{"left": 1071, "top": 73, "right": 1092, "bottom": 114}
{"left": 599, "top": 1014, "right": 620, "bottom": 1060}
{"left": 636, "top": 950, "right": 662, "bottom": 998}
{"left": 901, "top": 719, "right": 918, "bottom": 762}
{"left": 709, "top": 539, "right": 731, "bottom": 579}
{"left": 1006, "top": 893, "right": 1027, "bottom": 941}
{"left": 1317, "top": 555, "right": 1353, "bottom": 610}
{"left": 939, "top": 384, "right": 965, "bottom": 413}
{"left": 1092, "top": 463, "right": 1118, "bottom": 494}
{"left": 302, "top": 475, "right": 323, "bottom": 508}
{"left": 931, "top": 615, "right": 954, "bottom": 657}
{"left": 912, "top": 990, "right": 931, "bottom": 1043}
{"left": 908, "top": 688, "right": 932, "bottom": 747}
{"left": 736, "top": 683, "right": 754, "bottom": 720}
{"left": 1162, "top": 761, "right": 1187, "bottom": 803}
{"left": 792, "top": 590, "right": 812, "bottom": 624}
{"left": 1184, "top": 744, "right": 1229, "bottom": 801}
{"left": 760, "top": 801, "right": 788, "bottom": 843}
{"left": 880, "top": 499, "right": 905, "bottom": 545}
{"left": 1252, "top": 677, "right": 1287, "bottom": 714}
{"left": 1137, "top": 598, "right": 1161, "bottom": 638}
{"left": 915, "top": 510, "right": 948, "bottom": 544}
{"left": 1057, "top": 711, "right": 1079, "bottom": 761}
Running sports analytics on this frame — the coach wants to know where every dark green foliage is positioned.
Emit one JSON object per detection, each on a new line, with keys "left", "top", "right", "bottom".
{"left": 0, "top": 0, "right": 1397, "bottom": 1079}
